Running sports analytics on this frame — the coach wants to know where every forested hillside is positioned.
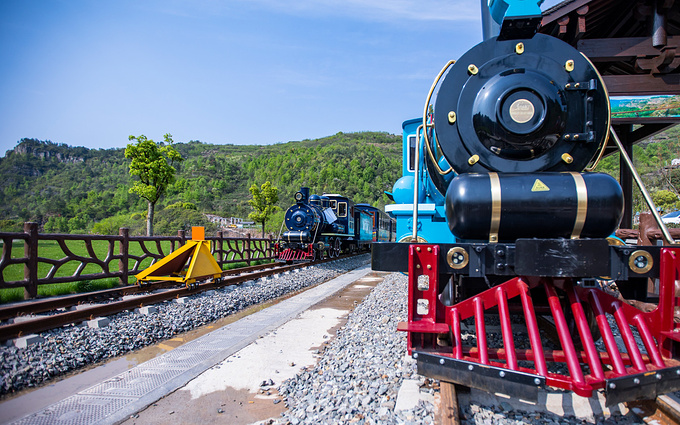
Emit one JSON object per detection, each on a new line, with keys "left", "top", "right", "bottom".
{"left": 0, "top": 132, "right": 401, "bottom": 235}
{"left": 3, "top": 124, "right": 680, "bottom": 236}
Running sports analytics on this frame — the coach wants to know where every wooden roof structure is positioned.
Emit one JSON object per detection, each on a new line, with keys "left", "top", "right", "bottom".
{"left": 539, "top": 0, "right": 680, "bottom": 226}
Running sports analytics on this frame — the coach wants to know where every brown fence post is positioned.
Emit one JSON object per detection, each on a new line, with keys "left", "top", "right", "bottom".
{"left": 23, "top": 222, "right": 38, "bottom": 299}
{"left": 269, "top": 234, "right": 274, "bottom": 258}
{"left": 177, "top": 230, "right": 186, "bottom": 250}
{"left": 119, "top": 227, "right": 129, "bottom": 286}
{"left": 216, "top": 231, "right": 224, "bottom": 268}
{"left": 245, "top": 233, "right": 251, "bottom": 265}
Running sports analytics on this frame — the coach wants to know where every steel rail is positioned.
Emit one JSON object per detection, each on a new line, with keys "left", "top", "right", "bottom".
{"left": 0, "top": 263, "right": 279, "bottom": 322}
{"left": 628, "top": 394, "right": 680, "bottom": 424}
{"left": 0, "top": 255, "right": 354, "bottom": 341}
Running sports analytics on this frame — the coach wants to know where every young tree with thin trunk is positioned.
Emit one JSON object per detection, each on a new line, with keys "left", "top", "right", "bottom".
{"left": 248, "top": 181, "right": 280, "bottom": 237}
{"left": 125, "top": 134, "right": 183, "bottom": 236}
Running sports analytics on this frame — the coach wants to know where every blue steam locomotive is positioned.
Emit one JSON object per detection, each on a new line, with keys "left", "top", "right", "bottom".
{"left": 374, "top": 0, "right": 680, "bottom": 406}
{"left": 276, "top": 187, "right": 394, "bottom": 261}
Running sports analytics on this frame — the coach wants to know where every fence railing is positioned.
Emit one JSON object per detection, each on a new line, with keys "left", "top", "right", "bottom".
{"left": 0, "top": 223, "right": 275, "bottom": 299}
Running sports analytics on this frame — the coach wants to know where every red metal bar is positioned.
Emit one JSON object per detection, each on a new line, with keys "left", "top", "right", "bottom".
{"left": 658, "top": 249, "right": 679, "bottom": 357}
{"left": 518, "top": 278, "right": 548, "bottom": 376}
{"left": 474, "top": 297, "right": 489, "bottom": 365}
{"left": 451, "top": 308, "right": 463, "bottom": 359}
{"left": 587, "top": 289, "right": 627, "bottom": 375}
{"left": 611, "top": 300, "right": 647, "bottom": 372}
{"left": 566, "top": 284, "right": 605, "bottom": 381}
{"left": 543, "top": 280, "right": 586, "bottom": 386}
{"left": 632, "top": 314, "right": 666, "bottom": 368}
{"left": 495, "top": 286, "right": 518, "bottom": 370}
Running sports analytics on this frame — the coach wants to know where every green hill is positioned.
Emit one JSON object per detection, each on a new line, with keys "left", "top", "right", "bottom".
{"left": 3, "top": 124, "right": 680, "bottom": 236}
{"left": 0, "top": 132, "right": 401, "bottom": 235}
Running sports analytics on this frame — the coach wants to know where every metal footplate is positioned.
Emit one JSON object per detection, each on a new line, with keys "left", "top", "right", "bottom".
{"left": 413, "top": 351, "right": 545, "bottom": 402}
{"left": 605, "top": 366, "right": 680, "bottom": 406}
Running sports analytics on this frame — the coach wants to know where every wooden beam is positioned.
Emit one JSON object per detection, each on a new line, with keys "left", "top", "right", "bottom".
{"left": 578, "top": 36, "right": 680, "bottom": 62}
{"left": 613, "top": 117, "right": 680, "bottom": 125}
{"left": 602, "top": 74, "right": 680, "bottom": 96}
{"left": 541, "top": 0, "right": 590, "bottom": 27}
{"left": 616, "top": 125, "right": 634, "bottom": 229}
{"left": 630, "top": 123, "right": 676, "bottom": 142}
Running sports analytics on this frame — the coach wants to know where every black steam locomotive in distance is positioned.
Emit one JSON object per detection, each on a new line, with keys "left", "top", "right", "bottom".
{"left": 372, "top": 0, "right": 680, "bottom": 406}
{"left": 276, "top": 187, "right": 395, "bottom": 262}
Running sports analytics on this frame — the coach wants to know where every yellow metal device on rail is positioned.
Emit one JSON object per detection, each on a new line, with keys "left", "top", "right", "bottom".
{"left": 135, "top": 227, "right": 223, "bottom": 287}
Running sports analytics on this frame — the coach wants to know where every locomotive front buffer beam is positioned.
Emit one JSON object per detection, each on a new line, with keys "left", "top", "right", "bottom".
{"left": 372, "top": 240, "right": 680, "bottom": 405}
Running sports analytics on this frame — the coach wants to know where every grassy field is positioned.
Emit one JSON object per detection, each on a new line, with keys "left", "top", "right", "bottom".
{"left": 0, "top": 238, "right": 269, "bottom": 304}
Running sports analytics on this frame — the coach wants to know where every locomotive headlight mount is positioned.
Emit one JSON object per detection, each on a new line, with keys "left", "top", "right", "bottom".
{"left": 628, "top": 250, "right": 653, "bottom": 274}
{"left": 447, "top": 247, "right": 469, "bottom": 269}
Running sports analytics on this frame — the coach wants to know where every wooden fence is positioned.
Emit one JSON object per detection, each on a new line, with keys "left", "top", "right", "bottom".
{"left": 0, "top": 223, "right": 275, "bottom": 299}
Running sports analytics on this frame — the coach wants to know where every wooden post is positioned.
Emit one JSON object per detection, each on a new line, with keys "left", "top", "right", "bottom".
{"left": 119, "top": 227, "right": 129, "bottom": 286}
{"left": 216, "top": 231, "right": 224, "bottom": 268}
{"left": 23, "top": 222, "right": 38, "bottom": 300}
{"left": 245, "top": 233, "right": 251, "bottom": 265}
{"left": 619, "top": 125, "right": 634, "bottom": 229}
{"left": 178, "top": 230, "right": 186, "bottom": 250}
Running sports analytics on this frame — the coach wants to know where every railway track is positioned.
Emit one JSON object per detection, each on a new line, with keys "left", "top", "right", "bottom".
{"left": 0, "top": 255, "right": 355, "bottom": 341}
{"left": 437, "top": 381, "right": 680, "bottom": 424}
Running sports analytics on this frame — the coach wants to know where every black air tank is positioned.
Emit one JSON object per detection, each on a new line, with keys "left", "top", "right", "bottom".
{"left": 445, "top": 172, "right": 623, "bottom": 241}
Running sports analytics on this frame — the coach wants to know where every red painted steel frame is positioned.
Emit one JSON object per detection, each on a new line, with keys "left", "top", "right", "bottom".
{"left": 278, "top": 244, "right": 314, "bottom": 261}
{"left": 398, "top": 245, "right": 680, "bottom": 398}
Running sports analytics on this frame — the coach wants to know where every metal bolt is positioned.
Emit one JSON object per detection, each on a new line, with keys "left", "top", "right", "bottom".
{"left": 417, "top": 247, "right": 421, "bottom": 252}
{"left": 468, "top": 365, "right": 474, "bottom": 371}
{"left": 499, "top": 371, "right": 506, "bottom": 378}
{"left": 574, "top": 83, "right": 580, "bottom": 88}
{"left": 609, "top": 383, "right": 616, "bottom": 389}
{"left": 413, "top": 353, "right": 419, "bottom": 359}
{"left": 475, "top": 246, "right": 483, "bottom": 253}
{"left": 676, "top": 369, "right": 680, "bottom": 375}
{"left": 416, "top": 264, "right": 421, "bottom": 269}
{"left": 468, "top": 64, "right": 478, "bottom": 75}
{"left": 515, "top": 42, "right": 524, "bottom": 54}
{"left": 633, "top": 378, "right": 640, "bottom": 385}
{"left": 565, "top": 59, "right": 575, "bottom": 72}
{"left": 427, "top": 247, "right": 432, "bottom": 252}
{"left": 534, "top": 378, "right": 541, "bottom": 386}
{"left": 657, "top": 373, "right": 663, "bottom": 380}
{"left": 448, "top": 111, "right": 457, "bottom": 124}
{"left": 562, "top": 153, "right": 574, "bottom": 164}
{"left": 427, "top": 264, "right": 432, "bottom": 270}
{"left": 565, "top": 83, "right": 572, "bottom": 89}
{"left": 468, "top": 154, "right": 479, "bottom": 165}
{"left": 440, "top": 358, "right": 445, "bottom": 365}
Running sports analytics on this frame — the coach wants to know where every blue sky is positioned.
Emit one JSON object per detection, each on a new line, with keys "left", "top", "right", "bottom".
{"left": 0, "top": 0, "right": 562, "bottom": 155}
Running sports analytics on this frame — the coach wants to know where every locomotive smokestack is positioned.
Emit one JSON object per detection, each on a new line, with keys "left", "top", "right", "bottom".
{"left": 299, "top": 187, "right": 309, "bottom": 203}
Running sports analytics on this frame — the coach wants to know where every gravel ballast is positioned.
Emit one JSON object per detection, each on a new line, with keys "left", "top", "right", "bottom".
{"left": 273, "top": 273, "right": 644, "bottom": 425}
{"left": 0, "top": 256, "right": 370, "bottom": 397}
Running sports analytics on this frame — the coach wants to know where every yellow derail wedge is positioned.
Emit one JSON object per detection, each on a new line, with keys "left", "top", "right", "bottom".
{"left": 135, "top": 227, "right": 223, "bottom": 287}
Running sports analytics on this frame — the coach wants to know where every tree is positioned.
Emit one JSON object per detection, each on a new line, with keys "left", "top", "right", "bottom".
{"left": 125, "top": 134, "right": 183, "bottom": 236}
{"left": 248, "top": 181, "right": 280, "bottom": 237}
